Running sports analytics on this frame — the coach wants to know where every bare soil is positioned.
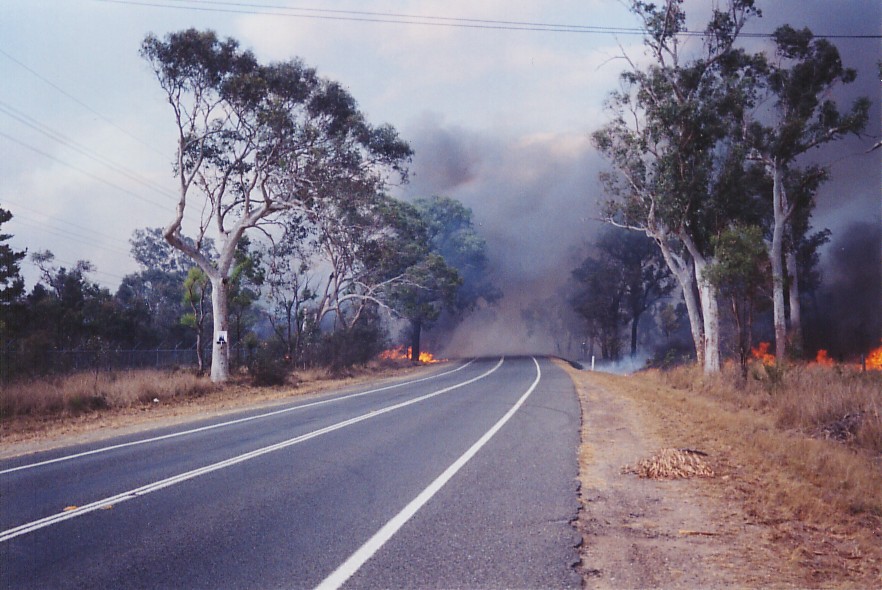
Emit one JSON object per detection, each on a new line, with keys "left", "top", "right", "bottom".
{"left": 560, "top": 361, "right": 882, "bottom": 589}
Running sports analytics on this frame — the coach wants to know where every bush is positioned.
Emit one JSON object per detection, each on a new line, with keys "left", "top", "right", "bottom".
{"left": 249, "top": 346, "right": 289, "bottom": 387}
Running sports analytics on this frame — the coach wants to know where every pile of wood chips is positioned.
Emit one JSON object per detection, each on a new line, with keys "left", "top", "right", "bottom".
{"left": 623, "top": 448, "right": 715, "bottom": 479}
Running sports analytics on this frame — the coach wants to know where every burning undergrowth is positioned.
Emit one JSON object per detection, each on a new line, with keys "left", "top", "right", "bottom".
{"left": 378, "top": 346, "right": 443, "bottom": 364}
{"left": 661, "top": 358, "right": 882, "bottom": 456}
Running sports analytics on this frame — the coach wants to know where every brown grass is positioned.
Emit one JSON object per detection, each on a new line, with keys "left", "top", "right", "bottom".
{"left": 583, "top": 366, "right": 882, "bottom": 586}
{"left": 622, "top": 447, "right": 715, "bottom": 479}
{"left": 661, "top": 362, "right": 882, "bottom": 456}
{"left": 0, "top": 359, "right": 428, "bottom": 456}
{"left": 0, "top": 369, "right": 218, "bottom": 418}
{"left": 0, "top": 359, "right": 420, "bottom": 422}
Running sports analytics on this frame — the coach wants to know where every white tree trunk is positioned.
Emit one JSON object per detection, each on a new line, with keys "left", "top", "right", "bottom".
{"left": 654, "top": 234, "right": 704, "bottom": 367}
{"left": 786, "top": 245, "right": 802, "bottom": 354}
{"left": 696, "top": 259, "right": 721, "bottom": 373}
{"left": 769, "top": 164, "right": 790, "bottom": 362}
{"left": 209, "top": 276, "right": 231, "bottom": 383}
{"left": 681, "top": 232, "right": 720, "bottom": 374}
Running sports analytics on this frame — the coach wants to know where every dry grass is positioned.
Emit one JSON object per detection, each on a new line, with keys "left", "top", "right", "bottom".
{"left": 622, "top": 447, "right": 716, "bottom": 479}
{"left": 661, "top": 362, "right": 882, "bottom": 456}
{"left": 585, "top": 366, "right": 882, "bottom": 586}
{"left": 0, "top": 359, "right": 415, "bottom": 421}
{"left": 0, "top": 369, "right": 218, "bottom": 418}
{"left": 0, "top": 359, "right": 427, "bottom": 456}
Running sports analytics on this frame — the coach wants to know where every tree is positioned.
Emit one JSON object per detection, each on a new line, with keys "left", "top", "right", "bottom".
{"left": 412, "top": 196, "right": 500, "bottom": 314}
{"left": 116, "top": 227, "right": 212, "bottom": 348}
{"left": 0, "top": 208, "right": 26, "bottom": 343}
{"left": 129, "top": 227, "right": 196, "bottom": 275}
{"left": 745, "top": 25, "right": 870, "bottom": 361}
{"left": 263, "top": 223, "right": 315, "bottom": 365}
{"left": 704, "top": 225, "right": 770, "bottom": 374}
{"left": 571, "top": 250, "right": 626, "bottom": 361}
{"left": 383, "top": 195, "right": 500, "bottom": 359}
{"left": 571, "top": 227, "right": 674, "bottom": 360}
{"left": 593, "top": 0, "right": 762, "bottom": 373}
{"left": 181, "top": 267, "right": 211, "bottom": 374}
{"left": 227, "top": 236, "right": 264, "bottom": 367}
{"left": 26, "top": 251, "right": 149, "bottom": 354}
{"left": 141, "top": 29, "right": 411, "bottom": 382}
{"left": 392, "top": 252, "right": 461, "bottom": 362}
{"left": 0, "top": 208, "right": 25, "bottom": 306}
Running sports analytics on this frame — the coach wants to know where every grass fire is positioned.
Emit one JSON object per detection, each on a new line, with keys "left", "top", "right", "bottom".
{"left": 378, "top": 346, "right": 443, "bottom": 364}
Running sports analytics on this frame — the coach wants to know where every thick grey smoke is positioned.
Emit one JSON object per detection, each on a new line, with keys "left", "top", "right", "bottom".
{"left": 397, "top": 3, "right": 881, "bottom": 359}
{"left": 400, "top": 115, "right": 603, "bottom": 356}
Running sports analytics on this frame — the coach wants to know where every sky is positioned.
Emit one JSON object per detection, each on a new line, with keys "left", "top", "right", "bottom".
{"left": 1, "top": 0, "right": 880, "bottom": 355}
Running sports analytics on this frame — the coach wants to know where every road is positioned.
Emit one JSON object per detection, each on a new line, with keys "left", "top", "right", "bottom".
{"left": 1, "top": 356, "right": 581, "bottom": 589}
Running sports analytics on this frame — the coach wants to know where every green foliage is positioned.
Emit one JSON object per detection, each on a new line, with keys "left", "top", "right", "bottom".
{"left": 571, "top": 227, "right": 674, "bottom": 360}
{"left": 0, "top": 207, "right": 25, "bottom": 307}
{"left": 318, "top": 314, "right": 388, "bottom": 373}
{"left": 705, "top": 226, "right": 769, "bottom": 295}
{"left": 413, "top": 196, "right": 501, "bottom": 313}
{"left": 249, "top": 343, "right": 289, "bottom": 386}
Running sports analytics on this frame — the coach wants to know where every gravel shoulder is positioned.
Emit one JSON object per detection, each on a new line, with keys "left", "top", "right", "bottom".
{"left": 559, "top": 362, "right": 808, "bottom": 589}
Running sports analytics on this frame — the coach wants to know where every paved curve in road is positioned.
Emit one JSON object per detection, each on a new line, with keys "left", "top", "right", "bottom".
{"left": 1, "top": 357, "right": 581, "bottom": 589}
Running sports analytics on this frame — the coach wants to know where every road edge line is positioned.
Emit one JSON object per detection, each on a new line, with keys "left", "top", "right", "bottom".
{"left": 1, "top": 360, "right": 476, "bottom": 475}
{"left": 315, "top": 356, "right": 542, "bottom": 590}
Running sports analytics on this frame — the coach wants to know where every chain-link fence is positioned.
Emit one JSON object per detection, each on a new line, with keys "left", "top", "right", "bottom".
{"left": 2, "top": 348, "right": 200, "bottom": 379}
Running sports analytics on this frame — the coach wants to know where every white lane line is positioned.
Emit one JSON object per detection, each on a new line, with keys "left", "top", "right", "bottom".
{"left": 0, "top": 359, "right": 503, "bottom": 544}
{"left": 315, "top": 356, "right": 542, "bottom": 590}
{"left": 0, "top": 360, "right": 475, "bottom": 475}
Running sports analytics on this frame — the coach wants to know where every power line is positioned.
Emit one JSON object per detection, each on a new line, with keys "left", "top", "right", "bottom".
{"left": 0, "top": 47, "right": 167, "bottom": 156}
{"left": 0, "top": 130, "right": 180, "bottom": 212}
{"left": 4, "top": 199, "right": 128, "bottom": 254}
{"left": 0, "top": 100, "right": 179, "bottom": 202}
{"left": 11, "top": 215, "right": 131, "bottom": 258}
{"left": 94, "top": 0, "right": 882, "bottom": 39}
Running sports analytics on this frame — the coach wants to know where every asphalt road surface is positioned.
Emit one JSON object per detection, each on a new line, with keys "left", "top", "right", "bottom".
{"left": 1, "top": 356, "right": 581, "bottom": 589}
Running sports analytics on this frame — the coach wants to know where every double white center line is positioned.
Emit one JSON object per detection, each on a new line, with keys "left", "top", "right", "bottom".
{"left": 0, "top": 359, "right": 504, "bottom": 543}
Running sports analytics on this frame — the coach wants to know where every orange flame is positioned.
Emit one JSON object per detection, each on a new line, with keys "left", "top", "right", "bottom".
{"left": 866, "top": 342, "right": 882, "bottom": 371}
{"left": 814, "top": 349, "right": 835, "bottom": 367}
{"left": 751, "top": 342, "right": 776, "bottom": 367}
{"left": 378, "top": 346, "right": 442, "bottom": 364}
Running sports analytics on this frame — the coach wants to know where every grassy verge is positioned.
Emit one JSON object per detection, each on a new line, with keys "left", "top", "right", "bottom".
{"left": 0, "top": 360, "right": 422, "bottom": 451}
{"left": 573, "top": 364, "right": 882, "bottom": 587}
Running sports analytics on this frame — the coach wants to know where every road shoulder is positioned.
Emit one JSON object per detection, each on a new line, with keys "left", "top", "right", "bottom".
{"left": 559, "top": 361, "right": 805, "bottom": 588}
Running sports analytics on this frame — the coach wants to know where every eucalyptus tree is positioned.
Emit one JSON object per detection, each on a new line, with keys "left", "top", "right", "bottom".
{"left": 117, "top": 227, "right": 213, "bottom": 347}
{"left": 745, "top": 26, "right": 869, "bottom": 361}
{"left": 592, "top": 0, "right": 762, "bottom": 373}
{"left": 0, "top": 207, "right": 26, "bottom": 344}
{"left": 181, "top": 267, "right": 211, "bottom": 374}
{"left": 405, "top": 196, "right": 497, "bottom": 360}
{"left": 413, "top": 196, "right": 500, "bottom": 314}
{"left": 571, "top": 227, "right": 674, "bottom": 360}
{"left": 263, "top": 224, "right": 315, "bottom": 364}
{"left": 141, "top": 29, "right": 411, "bottom": 382}
{"left": 704, "top": 225, "right": 770, "bottom": 374}
{"left": 305, "top": 181, "right": 427, "bottom": 335}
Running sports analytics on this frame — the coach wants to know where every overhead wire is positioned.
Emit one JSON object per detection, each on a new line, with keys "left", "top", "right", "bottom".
{"left": 0, "top": 47, "right": 168, "bottom": 156}
{"left": 4, "top": 200, "right": 131, "bottom": 249}
{"left": 10, "top": 215, "right": 131, "bottom": 258}
{"left": 0, "top": 100, "right": 179, "bottom": 202}
{"left": 95, "top": 0, "right": 882, "bottom": 39}
{"left": 0, "top": 130, "right": 182, "bottom": 213}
